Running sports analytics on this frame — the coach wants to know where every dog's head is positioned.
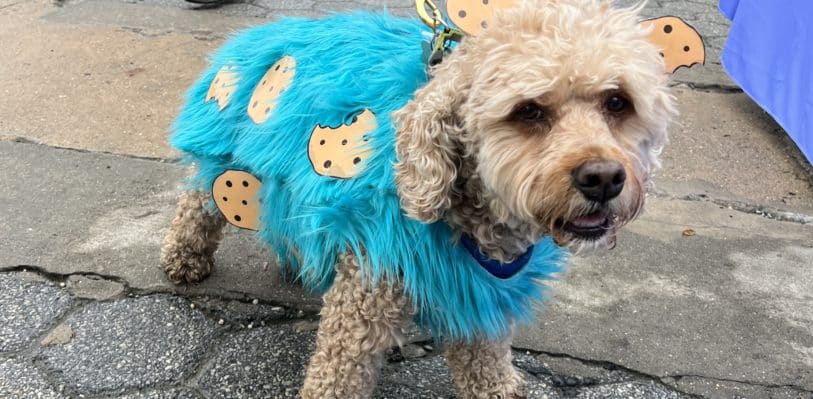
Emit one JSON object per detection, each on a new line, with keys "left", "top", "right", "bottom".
{"left": 395, "top": 0, "right": 677, "bottom": 250}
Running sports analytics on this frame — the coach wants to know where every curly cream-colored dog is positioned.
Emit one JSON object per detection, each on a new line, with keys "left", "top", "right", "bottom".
{"left": 161, "top": 0, "right": 676, "bottom": 397}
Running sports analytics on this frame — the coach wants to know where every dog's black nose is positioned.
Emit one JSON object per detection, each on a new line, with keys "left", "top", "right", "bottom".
{"left": 572, "top": 160, "right": 626, "bottom": 203}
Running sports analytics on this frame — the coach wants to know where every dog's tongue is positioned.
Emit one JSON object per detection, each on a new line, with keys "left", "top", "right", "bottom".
{"left": 572, "top": 212, "right": 606, "bottom": 228}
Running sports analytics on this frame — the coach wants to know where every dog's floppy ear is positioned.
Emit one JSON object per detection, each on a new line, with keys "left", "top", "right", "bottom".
{"left": 394, "top": 55, "right": 470, "bottom": 224}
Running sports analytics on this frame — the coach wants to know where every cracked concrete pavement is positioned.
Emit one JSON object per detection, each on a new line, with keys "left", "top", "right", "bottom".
{"left": 0, "top": 271, "right": 706, "bottom": 399}
{"left": 1, "top": 0, "right": 812, "bottom": 398}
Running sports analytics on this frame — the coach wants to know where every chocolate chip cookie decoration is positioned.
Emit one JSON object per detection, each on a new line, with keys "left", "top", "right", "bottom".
{"left": 308, "top": 109, "right": 376, "bottom": 179}
{"left": 641, "top": 16, "right": 705, "bottom": 73}
{"left": 447, "top": 0, "right": 515, "bottom": 35}
{"left": 205, "top": 66, "right": 240, "bottom": 110}
{"left": 248, "top": 56, "right": 297, "bottom": 124}
{"left": 212, "top": 170, "right": 262, "bottom": 230}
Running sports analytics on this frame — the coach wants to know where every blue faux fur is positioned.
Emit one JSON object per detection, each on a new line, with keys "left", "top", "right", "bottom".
{"left": 171, "top": 11, "right": 568, "bottom": 341}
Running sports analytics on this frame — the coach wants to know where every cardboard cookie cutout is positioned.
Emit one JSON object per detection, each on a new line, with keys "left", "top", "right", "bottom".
{"left": 308, "top": 109, "right": 377, "bottom": 179}
{"left": 205, "top": 66, "right": 240, "bottom": 110}
{"left": 446, "top": 0, "right": 515, "bottom": 35}
{"left": 248, "top": 56, "right": 297, "bottom": 124}
{"left": 436, "top": 3, "right": 704, "bottom": 74}
{"left": 212, "top": 170, "right": 262, "bottom": 230}
{"left": 641, "top": 16, "right": 706, "bottom": 73}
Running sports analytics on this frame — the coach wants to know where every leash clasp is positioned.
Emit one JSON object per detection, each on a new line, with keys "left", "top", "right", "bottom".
{"left": 416, "top": 0, "right": 465, "bottom": 66}
{"left": 416, "top": 0, "right": 444, "bottom": 30}
{"left": 429, "top": 28, "right": 464, "bottom": 66}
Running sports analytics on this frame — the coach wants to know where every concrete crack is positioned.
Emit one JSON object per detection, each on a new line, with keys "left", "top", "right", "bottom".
{"left": 512, "top": 348, "right": 704, "bottom": 398}
{"left": 4, "top": 135, "right": 179, "bottom": 163}
{"left": 671, "top": 374, "right": 813, "bottom": 395}
{"left": 668, "top": 193, "right": 813, "bottom": 224}
{"left": 515, "top": 347, "right": 813, "bottom": 397}
{"left": 119, "top": 26, "right": 174, "bottom": 37}
{"left": 29, "top": 305, "right": 90, "bottom": 399}
{"left": 0, "top": 1, "right": 22, "bottom": 10}
{"left": 0, "top": 265, "right": 133, "bottom": 295}
{"left": 0, "top": 264, "right": 320, "bottom": 313}
{"left": 120, "top": 24, "right": 223, "bottom": 41}
{"left": 673, "top": 82, "right": 742, "bottom": 92}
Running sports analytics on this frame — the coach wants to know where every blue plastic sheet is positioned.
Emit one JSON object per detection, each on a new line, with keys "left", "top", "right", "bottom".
{"left": 719, "top": 0, "right": 812, "bottom": 162}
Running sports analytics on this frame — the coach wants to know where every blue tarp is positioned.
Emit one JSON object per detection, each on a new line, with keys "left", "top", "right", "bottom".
{"left": 719, "top": 0, "right": 812, "bottom": 162}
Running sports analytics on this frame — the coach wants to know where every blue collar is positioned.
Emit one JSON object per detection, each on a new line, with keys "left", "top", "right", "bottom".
{"left": 460, "top": 234, "right": 534, "bottom": 279}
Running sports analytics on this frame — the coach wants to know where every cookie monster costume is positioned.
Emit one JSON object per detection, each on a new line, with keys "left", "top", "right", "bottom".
{"left": 171, "top": 11, "right": 567, "bottom": 342}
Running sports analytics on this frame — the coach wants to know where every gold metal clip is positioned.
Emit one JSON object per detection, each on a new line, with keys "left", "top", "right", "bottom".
{"left": 416, "top": 0, "right": 444, "bottom": 30}
{"left": 416, "top": 0, "right": 465, "bottom": 66}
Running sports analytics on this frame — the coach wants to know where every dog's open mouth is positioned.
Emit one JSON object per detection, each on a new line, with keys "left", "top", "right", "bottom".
{"left": 559, "top": 211, "right": 613, "bottom": 240}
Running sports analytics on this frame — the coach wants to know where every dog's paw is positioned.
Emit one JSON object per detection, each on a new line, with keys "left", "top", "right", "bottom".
{"left": 161, "top": 251, "right": 214, "bottom": 285}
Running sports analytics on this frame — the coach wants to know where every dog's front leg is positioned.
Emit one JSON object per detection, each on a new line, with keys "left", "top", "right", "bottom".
{"left": 301, "top": 253, "right": 409, "bottom": 399}
{"left": 160, "top": 190, "right": 226, "bottom": 284}
{"left": 445, "top": 334, "right": 525, "bottom": 399}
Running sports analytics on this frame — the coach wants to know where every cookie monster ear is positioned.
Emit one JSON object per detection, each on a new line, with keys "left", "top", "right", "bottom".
{"left": 641, "top": 16, "right": 706, "bottom": 74}
{"left": 434, "top": 1, "right": 706, "bottom": 74}
{"left": 444, "top": 0, "right": 516, "bottom": 35}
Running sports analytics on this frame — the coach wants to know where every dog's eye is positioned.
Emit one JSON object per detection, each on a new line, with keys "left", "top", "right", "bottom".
{"left": 605, "top": 95, "right": 628, "bottom": 113}
{"left": 512, "top": 102, "right": 546, "bottom": 123}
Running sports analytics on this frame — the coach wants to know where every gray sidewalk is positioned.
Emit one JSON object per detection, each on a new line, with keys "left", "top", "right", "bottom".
{"left": 1, "top": 0, "right": 812, "bottom": 398}
{"left": 0, "top": 262, "right": 685, "bottom": 399}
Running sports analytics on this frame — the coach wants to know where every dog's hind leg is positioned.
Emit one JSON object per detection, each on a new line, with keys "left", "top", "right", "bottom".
{"left": 161, "top": 190, "right": 226, "bottom": 284}
{"left": 301, "top": 253, "right": 409, "bottom": 399}
{"left": 445, "top": 334, "right": 525, "bottom": 399}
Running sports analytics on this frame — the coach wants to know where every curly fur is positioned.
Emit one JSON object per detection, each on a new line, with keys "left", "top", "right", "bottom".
{"left": 301, "top": 253, "right": 410, "bottom": 398}
{"left": 161, "top": 190, "right": 225, "bottom": 284}
{"left": 445, "top": 336, "right": 525, "bottom": 398}
{"left": 162, "top": 0, "right": 676, "bottom": 397}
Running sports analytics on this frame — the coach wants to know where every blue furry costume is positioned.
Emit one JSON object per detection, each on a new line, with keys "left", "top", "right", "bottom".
{"left": 172, "top": 12, "right": 567, "bottom": 342}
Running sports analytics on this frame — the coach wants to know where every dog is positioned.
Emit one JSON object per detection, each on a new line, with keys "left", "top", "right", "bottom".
{"left": 160, "top": 0, "right": 676, "bottom": 397}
